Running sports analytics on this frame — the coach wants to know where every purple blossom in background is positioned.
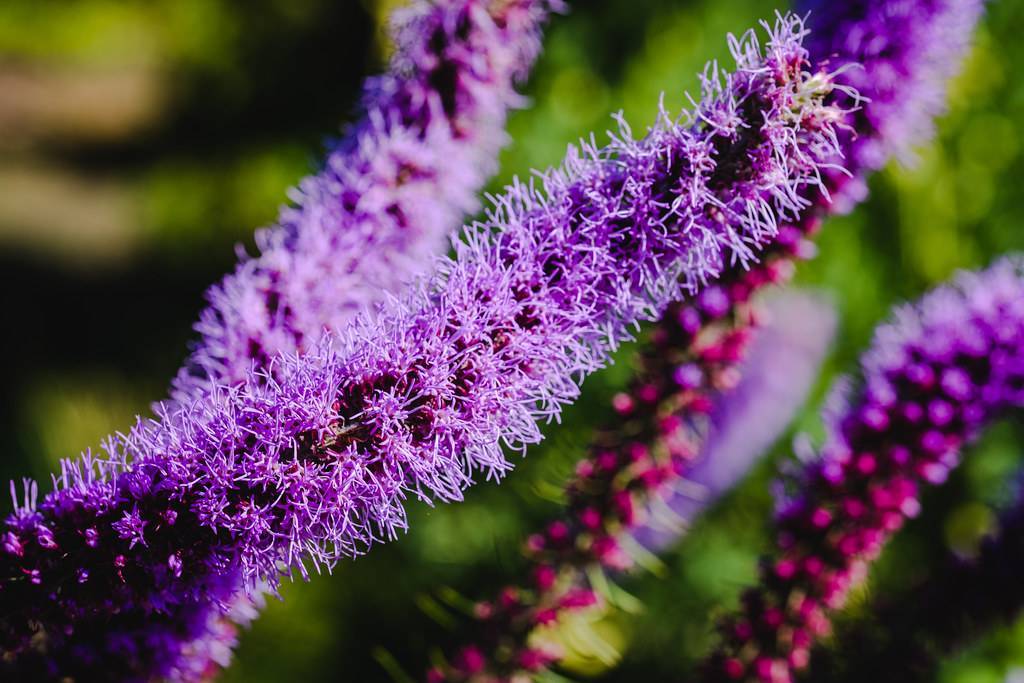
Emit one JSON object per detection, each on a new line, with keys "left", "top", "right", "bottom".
{"left": 0, "top": 13, "right": 847, "bottom": 681}
{"left": 173, "top": 0, "right": 561, "bottom": 400}
{"left": 640, "top": 291, "right": 837, "bottom": 548}
{"left": 420, "top": 0, "right": 987, "bottom": 675}
{"left": 798, "top": 0, "right": 985, "bottom": 209}
{"left": 703, "top": 257, "right": 1024, "bottom": 683}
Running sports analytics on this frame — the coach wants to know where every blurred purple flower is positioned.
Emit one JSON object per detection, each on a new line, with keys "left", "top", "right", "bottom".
{"left": 429, "top": 290, "right": 835, "bottom": 683}
{"left": 807, "top": 468, "right": 1024, "bottom": 682}
{"left": 640, "top": 290, "right": 837, "bottom": 549}
{"left": 422, "top": 0, "right": 985, "bottom": 676}
{"left": 173, "top": 0, "right": 561, "bottom": 401}
{"left": 799, "top": 0, "right": 985, "bottom": 209}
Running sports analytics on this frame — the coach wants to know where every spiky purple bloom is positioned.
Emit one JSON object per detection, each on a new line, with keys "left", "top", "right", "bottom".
{"left": 798, "top": 0, "right": 985, "bottom": 208}
{"left": 0, "top": 14, "right": 846, "bottom": 680}
{"left": 173, "top": 0, "right": 561, "bottom": 400}
{"left": 703, "top": 258, "right": 1024, "bottom": 683}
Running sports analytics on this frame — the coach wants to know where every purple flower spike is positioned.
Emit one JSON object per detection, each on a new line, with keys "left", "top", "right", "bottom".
{"left": 1, "top": 14, "right": 847, "bottom": 681}
{"left": 704, "top": 258, "right": 1024, "bottom": 683}
{"left": 798, "top": 0, "right": 986, "bottom": 208}
{"left": 173, "top": 0, "right": 562, "bottom": 401}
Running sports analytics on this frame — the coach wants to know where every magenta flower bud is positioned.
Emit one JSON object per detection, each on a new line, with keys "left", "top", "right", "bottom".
{"left": 636, "top": 384, "right": 659, "bottom": 404}
{"left": 889, "top": 446, "right": 911, "bottom": 466}
{"left": 611, "top": 392, "right": 635, "bottom": 415}
{"left": 673, "top": 363, "right": 704, "bottom": 389}
{"left": 498, "top": 588, "right": 520, "bottom": 610}
{"left": 920, "top": 430, "right": 947, "bottom": 455}
{"left": 940, "top": 367, "right": 974, "bottom": 400}
{"left": 579, "top": 508, "right": 602, "bottom": 531}
{"left": 809, "top": 508, "right": 832, "bottom": 529}
{"left": 776, "top": 559, "right": 797, "bottom": 580}
{"left": 454, "top": 646, "right": 485, "bottom": 675}
{"left": 855, "top": 454, "right": 876, "bottom": 475}
{"left": 905, "top": 363, "right": 936, "bottom": 389}
{"left": 612, "top": 491, "right": 635, "bottom": 526}
{"left": 525, "top": 534, "right": 545, "bottom": 553}
{"left": 558, "top": 588, "right": 598, "bottom": 610}
{"left": 591, "top": 536, "right": 630, "bottom": 570}
{"left": 724, "top": 658, "right": 745, "bottom": 679}
{"left": 473, "top": 601, "right": 494, "bottom": 620}
{"left": 546, "top": 521, "right": 570, "bottom": 545}
{"left": 532, "top": 565, "right": 556, "bottom": 592}
{"left": 900, "top": 497, "right": 922, "bottom": 518}
{"left": 518, "top": 648, "right": 554, "bottom": 672}
{"left": 860, "top": 406, "right": 889, "bottom": 431}
{"left": 596, "top": 451, "right": 619, "bottom": 472}
{"left": 533, "top": 608, "right": 558, "bottom": 627}
{"left": 920, "top": 462, "right": 950, "bottom": 485}
{"left": 698, "top": 286, "right": 731, "bottom": 318}
{"left": 927, "top": 399, "right": 955, "bottom": 426}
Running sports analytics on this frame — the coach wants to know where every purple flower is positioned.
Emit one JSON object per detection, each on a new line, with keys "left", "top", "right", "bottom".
{"left": 0, "top": 13, "right": 846, "bottom": 681}
{"left": 704, "top": 258, "right": 1024, "bottom": 683}
{"left": 173, "top": 0, "right": 562, "bottom": 401}
{"left": 420, "top": 0, "right": 984, "bottom": 676}
{"left": 799, "top": 0, "right": 985, "bottom": 208}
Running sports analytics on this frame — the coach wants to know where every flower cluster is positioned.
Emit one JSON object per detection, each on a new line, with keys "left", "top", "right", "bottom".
{"left": 173, "top": 0, "right": 561, "bottom": 400}
{"left": 0, "top": 12, "right": 845, "bottom": 681}
{"left": 704, "top": 258, "right": 1024, "bottom": 683}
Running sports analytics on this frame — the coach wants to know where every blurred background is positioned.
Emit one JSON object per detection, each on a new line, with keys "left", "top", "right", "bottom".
{"left": 1, "top": 0, "right": 1023, "bottom": 681}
